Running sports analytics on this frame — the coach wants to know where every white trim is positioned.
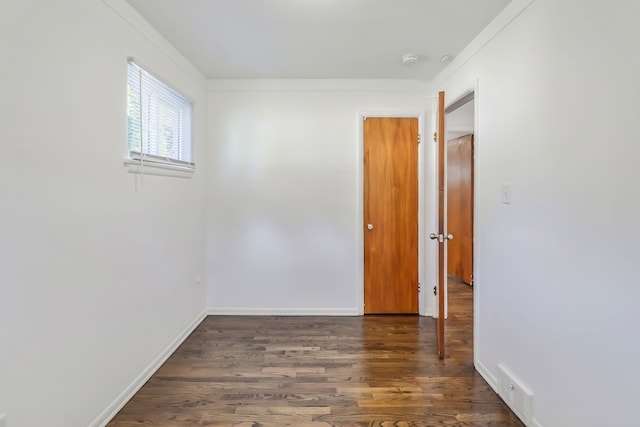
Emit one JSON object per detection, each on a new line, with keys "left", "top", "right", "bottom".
{"left": 129, "top": 151, "right": 195, "bottom": 168}
{"left": 497, "top": 364, "right": 535, "bottom": 425}
{"left": 475, "top": 358, "right": 499, "bottom": 392}
{"left": 425, "top": 96, "right": 439, "bottom": 317}
{"left": 447, "top": 125, "right": 474, "bottom": 134}
{"left": 477, "top": 360, "right": 542, "bottom": 427}
{"left": 123, "top": 160, "right": 195, "bottom": 178}
{"left": 207, "top": 79, "right": 431, "bottom": 93}
{"left": 356, "top": 111, "right": 426, "bottom": 315}
{"left": 471, "top": 80, "right": 481, "bottom": 372}
{"left": 90, "top": 310, "right": 207, "bottom": 427}
{"left": 432, "top": 0, "right": 535, "bottom": 88}
{"left": 207, "top": 307, "right": 360, "bottom": 316}
{"left": 531, "top": 418, "right": 545, "bottom": 427}
{"left": 422, "top": 307, "right": 434, "bottom": 317}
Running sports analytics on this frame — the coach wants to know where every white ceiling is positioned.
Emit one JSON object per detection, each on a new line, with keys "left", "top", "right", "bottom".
{"left": 126, "top": 0, "right": 511, "bottom": 80}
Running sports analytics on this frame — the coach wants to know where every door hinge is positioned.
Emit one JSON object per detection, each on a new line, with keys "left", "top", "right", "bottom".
{"left": 433, "top": 132, "right": 437, "bottom": 142}
{"left": 418, "top": 134, "right": 421, "bottom": 144}
{"left": 418, "top": 282, "right": 421, "bottom": 292}
{"left": 433, "top": 286, "right": 437, "bottom": 296}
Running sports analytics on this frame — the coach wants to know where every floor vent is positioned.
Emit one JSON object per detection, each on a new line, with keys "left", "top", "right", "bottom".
{"left": 497, "top": 364, "right": 534, "bottom": 425}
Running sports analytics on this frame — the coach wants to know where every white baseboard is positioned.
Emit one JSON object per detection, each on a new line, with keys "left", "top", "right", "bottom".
{"left": 207, "top": 307, "right": 360, "bottom": 316}
{"left": 476, "top": 358, "right": 541, "bottom": 427}
{"left": 475, "top": 357, "right": 499, "bottom": 393}
{"left": 90, "top": 309, "right": 207, "bottom": 427}
{"left": 531, "top": 418, "right": 544, "bottom": 427}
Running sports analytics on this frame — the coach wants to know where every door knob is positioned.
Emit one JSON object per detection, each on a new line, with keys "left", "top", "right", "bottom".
{"left": 429, "top": 233, "right": 453, "bottom": 242}
{"left": 367, "top": 224, "right": 374, "bottom": 230}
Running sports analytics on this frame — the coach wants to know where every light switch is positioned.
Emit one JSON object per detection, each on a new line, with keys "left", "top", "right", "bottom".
{"left": 502, "top": 183, "right": 512, "bottom": 204}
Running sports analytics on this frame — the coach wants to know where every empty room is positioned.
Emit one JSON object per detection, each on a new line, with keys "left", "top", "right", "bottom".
{"left": 1, "top": 1, "right": 638, "bottom": 426}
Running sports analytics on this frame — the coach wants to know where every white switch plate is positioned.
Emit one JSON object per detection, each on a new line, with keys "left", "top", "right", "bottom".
{"left": 502, "top": 183, "right": 512, "bottom": 204}
{"left": 0, "top": 413, "right": 7, "bottom": 427}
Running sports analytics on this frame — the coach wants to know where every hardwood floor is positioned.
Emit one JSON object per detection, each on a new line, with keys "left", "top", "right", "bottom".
{"left": 108, "top": 279, "right": 523, "bottom": 426}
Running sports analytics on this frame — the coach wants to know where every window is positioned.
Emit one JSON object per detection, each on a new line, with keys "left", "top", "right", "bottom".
{"left": 126, "top": 59, "right": 194, "bottom": 174}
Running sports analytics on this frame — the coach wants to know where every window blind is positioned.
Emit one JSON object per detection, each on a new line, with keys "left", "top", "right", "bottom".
{"left": 127, "top": 60, "right": 193, "bottom": 165}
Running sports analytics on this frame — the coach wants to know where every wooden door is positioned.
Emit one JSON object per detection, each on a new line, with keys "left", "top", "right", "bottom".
{"left": 364, "top": 117, "right": 418, "bottom": 314}
{"left": 436, "top": 92, "right": 446, "bottom": 358}
{"left": 447, "top": 134, "right": 474, "bottom": 285}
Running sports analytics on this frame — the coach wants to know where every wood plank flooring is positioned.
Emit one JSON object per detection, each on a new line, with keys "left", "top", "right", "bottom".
{"left": 108, "top": 279, "right": 523, "bottom": 426}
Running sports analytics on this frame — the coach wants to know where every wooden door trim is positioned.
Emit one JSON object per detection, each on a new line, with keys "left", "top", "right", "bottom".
{"left": 356, "top": 111, "right": 426, "bottom": 316}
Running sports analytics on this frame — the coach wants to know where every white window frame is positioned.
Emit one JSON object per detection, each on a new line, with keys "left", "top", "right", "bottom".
{"left": 124, "top": 58, "right": 195, "bottom": 178}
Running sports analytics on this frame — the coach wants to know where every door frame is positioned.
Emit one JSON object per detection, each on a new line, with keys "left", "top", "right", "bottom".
{"left": 356, "top": 111, "right": 426, "bottom": 316}
{"left": 428, "top": 80, "right": 480, "bottom": 361}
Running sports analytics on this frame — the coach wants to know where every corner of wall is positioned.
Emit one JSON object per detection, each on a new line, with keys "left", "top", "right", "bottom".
{"left": 101, "top": 0, "right": 207, "bottom": 89}
{"left": 90, "top": 310, "right": 207, "bottom": 427}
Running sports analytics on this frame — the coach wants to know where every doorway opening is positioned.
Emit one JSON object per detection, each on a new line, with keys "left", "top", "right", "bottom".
{"left": 445, "top": 91, "right": 475, "bottom": 352}
{"left": 446, "top": 93, "right": 474, "bottom": 286}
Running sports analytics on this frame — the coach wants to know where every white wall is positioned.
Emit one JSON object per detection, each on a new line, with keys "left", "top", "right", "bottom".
{"left": 0, "top": 1, "right": 207, "bottom": 426}
{"left": 432, "top": 0, "right": 640, "bottom": 425}
{"left": 206, "top": 80, "right": 429, "bottom": 314}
